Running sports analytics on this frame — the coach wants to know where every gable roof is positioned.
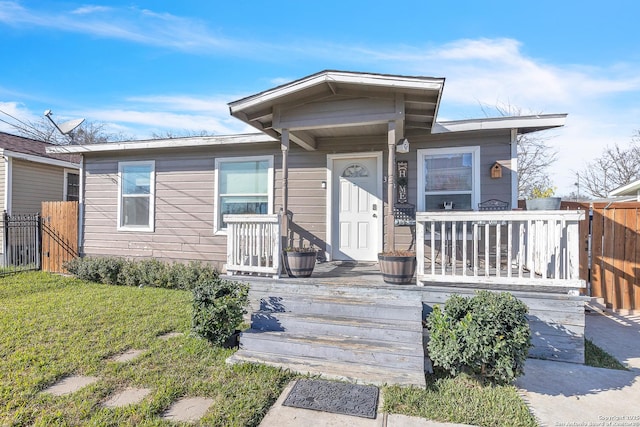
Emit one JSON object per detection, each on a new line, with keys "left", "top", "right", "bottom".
{"left": 0, "top": 132, "right": 80, "bottom": 166}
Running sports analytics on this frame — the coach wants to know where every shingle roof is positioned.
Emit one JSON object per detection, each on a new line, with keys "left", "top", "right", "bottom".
{"left": 0, "top": 132, "right": 80, "bottom": 164}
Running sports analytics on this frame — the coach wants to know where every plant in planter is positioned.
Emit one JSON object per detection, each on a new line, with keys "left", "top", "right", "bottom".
{"left": 526, "top": 185, "right": 561, "bottom": 210}
{"left": 378, "top": 250, "right": 416, "bottom": 284}
{"left": 283, "top": 246, "right": 317, "bottom": 278}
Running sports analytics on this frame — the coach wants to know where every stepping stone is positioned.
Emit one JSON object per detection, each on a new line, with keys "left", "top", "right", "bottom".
{"left": 43, "top": 375, "right": 99, "bottom": 396}
{"left": 162, "top": 397, "right": 214, "bottom": 423}
{"left": 102, "top": 387, "right": 151, "bottom": 408}
{"left": 109, "top": 349, "right": 144, "bottom": 363}
{"left": 158, "top": 332, "right": 183, "bottom": 340}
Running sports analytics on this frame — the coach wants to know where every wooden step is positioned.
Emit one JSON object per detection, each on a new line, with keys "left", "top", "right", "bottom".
{"left": 250, "top": 311, "right": 422, "bottom": 342}
{"left": 227, "top": 350, "right": 427, "bottom": 387}
{"left": 238, "top": 330, "right": 424, "bottom": 370}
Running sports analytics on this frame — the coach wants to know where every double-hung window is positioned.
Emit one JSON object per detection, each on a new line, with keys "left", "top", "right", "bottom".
{"left": 118, "top": 161, "right": 155, "bottom": 231}
{"left": 417, "top": 146, "right": 480, "bottom": 211}
{"left": 64, "top": 169, "right": 80, "bottom": 202}
{"left": 214, "top": 156, "right": 273, "bottom": 233}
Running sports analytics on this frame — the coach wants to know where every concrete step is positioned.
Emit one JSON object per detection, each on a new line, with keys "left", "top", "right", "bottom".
{"left": 227, "top": 350, "right": 426, "bottom": 387}
{"left": 585, "top": 297, "right": 608, "bottom": 315}
{"left": 251, "top": 311, "right": 422, "bottom": 342}
{"left": 250, "top": 294, "right": 422, "bottom": 321}
{"left": 239, "top": 330, "right": 424, "bottom": 370}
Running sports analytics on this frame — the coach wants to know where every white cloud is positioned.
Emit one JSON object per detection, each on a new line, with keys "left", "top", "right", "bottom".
{"left": 71, "top": 5, "right": 111, "bottom": 15}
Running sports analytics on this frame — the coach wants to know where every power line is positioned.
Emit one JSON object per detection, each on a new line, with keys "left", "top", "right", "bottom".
{"left": 0, "top": 108, "right": 50, "bottom": 141}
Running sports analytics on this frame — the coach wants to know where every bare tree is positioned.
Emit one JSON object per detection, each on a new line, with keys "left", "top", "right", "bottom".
{"left": 150, "top": 129, "right": 215, "bottom": 139}
{"left": 481, "top": 102, "right": 558, "bottom": 198}
{"left": 577, "top": 133, "right": 640, "bottom": 198}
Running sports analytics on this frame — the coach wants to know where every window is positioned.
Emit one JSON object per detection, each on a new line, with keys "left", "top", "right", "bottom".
{"left": 64, "top": 170, "right": 80, "bottom": 202}
{"left": 417, "top": 146, "right": 480, "bottom": 211}
{"left": 118, "top": 161, "right": 155, "bottom": 231}
{"left": 214, "top": 156, "right": 273, "bottom": 232}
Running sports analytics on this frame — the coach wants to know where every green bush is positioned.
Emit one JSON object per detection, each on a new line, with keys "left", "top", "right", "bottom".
{"left": 426, "top": 291, "right": 531, "bottom": 384}
{"left": 64, "top": 257, "right": 220, "bottom": 290}
{"left": 192, "top": 278, "right": 249, "bottom": 346}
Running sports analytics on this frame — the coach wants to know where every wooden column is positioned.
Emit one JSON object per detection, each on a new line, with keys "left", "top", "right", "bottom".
{"left": 387, "top": 121, "right": 396, "bottom": 251}
{"left": 281, "top": 129, "right": 290, "bottom": 243}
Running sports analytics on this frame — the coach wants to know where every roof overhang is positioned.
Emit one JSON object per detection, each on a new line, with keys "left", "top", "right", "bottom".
{"left": 609, "top": 179, "right": 640, "bottom": 198}
{"left": 1, "top": 148, "right": 80, "bottom": 169}
{"left": 228, "top": 70, "right": 445, "bottom": 150}
{"left": 46, "top": 133, "right": 277, "bottom": 154}
{"left": 432, "top": 114, "right": 568, "bottom": 134}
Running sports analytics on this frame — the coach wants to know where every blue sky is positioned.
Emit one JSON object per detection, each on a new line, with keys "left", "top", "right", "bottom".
{"left": 1, "top": 1, "right": 639, "bottom": 196}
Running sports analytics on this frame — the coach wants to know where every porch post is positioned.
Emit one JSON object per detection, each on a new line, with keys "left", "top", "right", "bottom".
{"left": 510, "top": 128, "right": 518, "bottom": 210}
{"left": 387, "top": 121, "right": 396, "bottom": 251}
{"left": 281, "top": 129, "right": 290, "bottom": 244}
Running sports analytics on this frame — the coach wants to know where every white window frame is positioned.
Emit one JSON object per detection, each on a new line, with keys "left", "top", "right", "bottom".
{"left": 417, "top": 146, "right": 480, "bottom": 211}
{"left": 63, "top": 168, "right": 80, "bottom": 202}
{"left": 117, "top": 160, "right": 155, "bottom": 232}
{"left": 214, "top": 155, "right": 274, "bottom": 234}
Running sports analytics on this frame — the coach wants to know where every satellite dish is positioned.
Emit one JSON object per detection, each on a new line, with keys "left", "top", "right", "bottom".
{"left": 58, "top": 118, "right": 85, "bottom": 135}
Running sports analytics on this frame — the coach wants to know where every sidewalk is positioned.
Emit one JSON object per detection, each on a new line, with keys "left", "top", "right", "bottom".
{"left": 260, "top": 312, "right": 640, "bottom": 427}
{"left": 516, "top": 312, "right": 640, "bottom": 426}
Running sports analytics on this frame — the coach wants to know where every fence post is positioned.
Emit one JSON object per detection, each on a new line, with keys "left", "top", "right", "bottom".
{"left": 3, "top": 211, "right": 7, "bottom": 267}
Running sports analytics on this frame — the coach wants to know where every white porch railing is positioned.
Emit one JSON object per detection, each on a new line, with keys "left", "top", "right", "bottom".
{"left": 415, "top": 210, "right": 585, "bottom": 288}
{"left": 225, "top": 214, "right": 282, "bottom": 278}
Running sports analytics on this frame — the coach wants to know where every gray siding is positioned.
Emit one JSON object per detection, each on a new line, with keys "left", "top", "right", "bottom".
{"left": 11, "top": 159, "right": 65, "bottom": 214}
{"left": 82, "top": 131, "right": 513, "bottom": 267}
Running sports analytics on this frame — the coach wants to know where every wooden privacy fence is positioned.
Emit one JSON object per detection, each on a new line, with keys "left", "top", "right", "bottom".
{"left": 41, "top": 201, "right": 78, "bottom": 273}
{"left": 586, "top": 202, "right": 640, "bottom": 313}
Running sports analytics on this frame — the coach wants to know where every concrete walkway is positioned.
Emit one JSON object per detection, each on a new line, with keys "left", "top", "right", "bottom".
{"left": 262, "top": 311, "right": 640, "bottom": 427}
{"left": 516, "top": 312, "right": 640, "bottom": 426}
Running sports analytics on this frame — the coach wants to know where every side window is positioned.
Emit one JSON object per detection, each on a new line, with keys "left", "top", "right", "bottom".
{"left": 117, "top": 161, "right": 155, "bottom": 231}
{"left": 64, "top": 170, "right": 80, "bottom": 202}
{"left": 214, "top": 156, "right": 273, "bottom": 233}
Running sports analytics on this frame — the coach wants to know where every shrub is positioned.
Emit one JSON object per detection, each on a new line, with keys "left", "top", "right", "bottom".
{"left": 191, "top": 278, "right": 249, "bottom": 346}
{"left": 64, "top": 257, "right": 221, "bottom": 290}
{"left": 426, "top": 290, "right": 531, "bottom": 384}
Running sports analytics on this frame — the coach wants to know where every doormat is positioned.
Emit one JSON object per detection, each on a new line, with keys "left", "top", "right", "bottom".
{"left": 282, "top": 379, "right": 379, "bottom": 419}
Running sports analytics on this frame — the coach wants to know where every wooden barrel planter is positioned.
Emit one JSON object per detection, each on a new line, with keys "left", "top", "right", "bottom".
{"left": 283, "top": 251, "right": 317, "bottom": 278}
{"left": 377, "top": 253, "right": 416, "bottom": 284}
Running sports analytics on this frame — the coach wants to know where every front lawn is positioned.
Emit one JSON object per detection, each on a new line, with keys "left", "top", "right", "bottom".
{"left": 0, "top": 272, "right": 293, "bottom": 426}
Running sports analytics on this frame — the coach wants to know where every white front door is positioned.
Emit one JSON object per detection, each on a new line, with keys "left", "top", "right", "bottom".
{"left": 331, "top": 156, "right": 381, "bottom": 261}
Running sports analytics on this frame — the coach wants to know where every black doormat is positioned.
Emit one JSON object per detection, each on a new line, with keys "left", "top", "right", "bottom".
{"left": 282, "top": 379, "right": 379, "bottom": 419}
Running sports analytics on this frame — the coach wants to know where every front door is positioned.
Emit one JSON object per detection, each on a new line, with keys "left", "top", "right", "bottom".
{"left": 331, "top": 156, "right": 381, "bottom": 261}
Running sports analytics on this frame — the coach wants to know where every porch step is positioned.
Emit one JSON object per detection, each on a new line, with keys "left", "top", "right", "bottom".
{"left": 585, "top": 297, "right": 608, "bottom": 315}
{"left": 228, "top": 281, "right": 426, "bottom": 387}
{"left": 251, "top": 311, "right": 422, "bottom": 342}
{"left": 227, "top": 350, "right": 426, "bottom": 387}
{"left": 238, "top": 330, "right": 424, "bottom": 369}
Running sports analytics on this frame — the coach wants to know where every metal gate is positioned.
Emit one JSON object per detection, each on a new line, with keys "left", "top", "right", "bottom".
{"left": 2, "top": 212, "right": 41, "bottom": 276}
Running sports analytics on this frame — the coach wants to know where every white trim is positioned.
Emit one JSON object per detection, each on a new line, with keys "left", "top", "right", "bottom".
{"left": 63, "top": 168, "right": 80, "bottom": 201}
{"left": 79, "top": 156, "right": 84, "bottom": 255}
{"left": 2, "top": 149, "right": 80, "bottom": 169}
{"left": 46, "top": 133, "right": 277, "bottom": 154}
{"left": 117, "top": 160, "right": 155, "bottom": 232}
{"left": 432, "top": 114, "right": 567, "bottom": 134}
{"left": 511, "top": 128, "right": 518, "bottom": 208}
{"left": 609, "top": 179, "right": 640, "bottom": 197}
{"left": 3, "top": 155, "right": 11, "bottom": 215}
{"left": 229, "top": 71, "right": 444, "bottom": 113}
{"left": 417, "top": 146, "right": 481, "bottom": 211}
{"left": 214, "top": 155, "right": 274, "bottom": 235}
{"left": 326, "top": 151, "right": 383, "bottom": 261}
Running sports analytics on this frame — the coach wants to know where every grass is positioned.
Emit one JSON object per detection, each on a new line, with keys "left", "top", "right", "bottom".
{"left": 383, "top": 370, "right": 538, "bottom": 427}
{"left": 585, "top": 338, "right": 629, "bottom": 370}
{"left": 0, "top": 271, "right": 294, "bottom": 426}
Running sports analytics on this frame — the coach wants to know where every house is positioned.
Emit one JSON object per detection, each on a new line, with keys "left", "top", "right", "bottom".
{"left": 48, "top": 71, "right": 589, "bottom": 383}
{"left": 48, "top": 70, "right": 576, "bottom": 278}
{"left": 609, "top": 179, "right": 640, "bottom": 201}
{"left": 1, "top": 132, "right": 81, "bottom": 263}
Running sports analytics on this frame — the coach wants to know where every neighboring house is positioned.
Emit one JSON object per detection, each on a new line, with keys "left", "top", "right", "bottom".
{"left": 48, "top": 70, "right": 571, "bottom": 278}
{"left": 609, "top": 179, "right": 640, "bottom": 201}
{"left": 0, "top": 132, "right": 81, "bottom": 261}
